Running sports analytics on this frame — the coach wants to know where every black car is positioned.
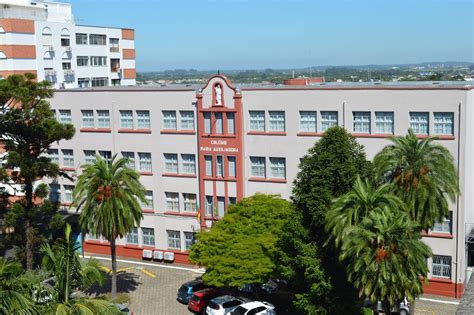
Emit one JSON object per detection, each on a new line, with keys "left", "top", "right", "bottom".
{"left": 177, "top": 279, "right": 207, "bottom": 304}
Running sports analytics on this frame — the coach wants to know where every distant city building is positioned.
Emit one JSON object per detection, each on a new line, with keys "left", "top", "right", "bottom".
{"left": 47, "top": 76, "right": 474, "bottom": 299}
{"left": 0, "top": 0, "right": 136, "bottom": 88}
{"left": 283, "top": 76, "right": 325, "bottom": 85}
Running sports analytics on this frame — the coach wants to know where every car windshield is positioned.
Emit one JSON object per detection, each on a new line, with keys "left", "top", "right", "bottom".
{"left": 208, "top": 301, "right": 220, "bottom": 310}
{"left": 178, "top": 285, "right": 188, "bottom": 293}
{"left": 191, "top": 295, "right": 201, "bottom": 302}
{"left": 231, "top": 306, "right": 247, "bottom": 315}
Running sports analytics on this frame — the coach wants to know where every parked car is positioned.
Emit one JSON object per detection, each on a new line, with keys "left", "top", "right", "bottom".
{"left": 229, "top": 301, "right": 276, "bottom": 315}
{"left": 177, "top": 279, "right": 207, "bottom": 304}
{"left": 188, "top": 288, "right": 224, "bottom": 314}
{"left": 364, "top": 297, "right": 410, "bottom": 315}
{"left": 114, "top": 303, "right": 131, "bottom": 314}
{"left": 205, "top": 295, "right": 249, "bottom": 315}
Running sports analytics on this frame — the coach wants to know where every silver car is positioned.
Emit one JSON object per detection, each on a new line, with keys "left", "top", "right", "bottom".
{"left": 206, "top": 295, "right": 249, "bottom": 315}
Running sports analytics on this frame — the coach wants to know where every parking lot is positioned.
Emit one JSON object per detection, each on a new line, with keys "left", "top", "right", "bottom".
{"left": 86, "top": 256, "right": 460, "bottom": 315}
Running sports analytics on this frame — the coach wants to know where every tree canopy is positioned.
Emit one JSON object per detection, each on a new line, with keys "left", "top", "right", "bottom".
{"left": 189, "top": 194, "right": 290, "bottom": 288}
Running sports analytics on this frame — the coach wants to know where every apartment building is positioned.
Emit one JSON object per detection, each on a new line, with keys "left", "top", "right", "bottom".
{"left": 47, "top": 75, "right": 474, "bottom": 299}
{"left": 0, "top": 0, "right": 136, "bottom": 88}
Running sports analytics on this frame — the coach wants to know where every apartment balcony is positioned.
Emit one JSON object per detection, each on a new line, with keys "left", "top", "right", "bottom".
{"left": 64, "top": 69, "right": 75, "bottom": 76}
{"left": 44, "top": 69, "right": 57, "bottom": 77}
{"left": 110, "top": 47, "right": 120, "bottom": 53}
{"left": 44, "top": 45, "right": 54, "bottom": 52}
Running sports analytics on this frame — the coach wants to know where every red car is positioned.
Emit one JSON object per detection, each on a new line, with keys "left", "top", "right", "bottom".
{"left": 188, "top": 288, "right": 223, "bottom": 314}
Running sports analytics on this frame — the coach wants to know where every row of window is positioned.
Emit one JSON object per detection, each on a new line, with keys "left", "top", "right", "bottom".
{"left": 203, "top": 112, "right": 236, "bottom": 135}
{"left": 250, "top": 157, "right": 286, "bottom": 179}
{"left": 78, "top": 78, "right": 111, "bottom": 88}
{"left": 77, "top": 56, "right": 109, "bottom": 67}
{"left": 123, "top": 229, "right": 195, "bottom": 251}
{"left": 204, "top": 195, "right": 237, "bottom": 217}
{"left": 250, "top": 110, "right": 454, "bottom": 136}
{"left": 75, "top": 33, "right": 118, "bottom": 46}
{"left": 204, "top": 155, "right": 236, "bottom": 177}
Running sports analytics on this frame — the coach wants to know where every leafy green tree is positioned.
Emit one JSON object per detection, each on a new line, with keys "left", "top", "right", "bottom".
{"left": 0, "top": 74, "right": 75, "bottom": 270}
{"left": 0, "top": 258, "right": 37, "bottom": 314}
{"left": 339, "top": 209, "right": 431, "bottom": 314}
{"left": 189, "top": 194, "right": 290, "bottom": 288}
{"left": 40, "top": 224, "right": 120, "bottom": 315}
{"left": 326, "top": 177, "right": 404, "bottom": 247}
{"left": 374, "top": 129, "right": 458, "bottom": 230}
{"left": 73, "top": 155, "right": 146, "bottom": 299}
{"left": 280, "top": 126, "right": 373, "bottom": 314}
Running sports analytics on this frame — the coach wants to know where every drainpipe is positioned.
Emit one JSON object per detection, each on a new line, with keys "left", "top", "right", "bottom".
{"left": 455, "top": 101, "right": 461, "bottom": 298}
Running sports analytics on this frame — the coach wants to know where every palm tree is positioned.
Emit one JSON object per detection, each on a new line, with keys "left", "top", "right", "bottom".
{"left": 326, "top": 177, "right": 405, "bottom": 247}
{"left": 72, "top": 154, "right": 146, "bottom": 299}
{"left": 339, "top": 209, "right": 431, "bottom": 315}
{"left": 40, "top": 224, "right": 120, "bottom": 314}
{"left": 0, "top": 257, "right": 37, "bottom": 314}
{"left": 374, "top": 129, "right": 458, "bottom": 230}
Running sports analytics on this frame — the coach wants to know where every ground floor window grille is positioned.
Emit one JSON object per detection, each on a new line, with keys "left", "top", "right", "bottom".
{"left": 432, "top": 255, "right": 451, "bottom": 279}
{"left": 167, "top": 230, "right": 181, "bottom": 250}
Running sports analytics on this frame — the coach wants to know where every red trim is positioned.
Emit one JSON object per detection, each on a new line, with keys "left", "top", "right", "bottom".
{"left": 435, "top": 135, "right": 456, "bottom": 140}
{"left": 118, "top": 129, "right": 151, "bottom": 134}
{"left": 423, "top": 278, "right": 464, "bottom": 298}
{"left": 248, "top": 177, "right": 287, "bottom": 183}
{"left": 421, "top": 232, "right": 454, "bottom": 239}
{"left": 162, "top": 173, "right": 197, "bottom": 178}
{"left": 297, "top": 132, "right": 324, "bottom": 137}
{"left": 201, "top": 133, "right": 237, "bottom": 138}
{"left": 200, "top": 108, "right": 237, "bottom": 113}
{"left": 142, "top": 209, "right": 154, "bottom": 213}
{"left": 163, "top": 211, "right": 198, "bottom": 217}
{"left": 59, "top": 167, "right": 76, "bottom": 172}
{"left": 160, "top": 130, "right": 196, "bottom": 135}
{"left": 80, "top": 128, "right": 112, "bottom": 133}
{"left": 61, "top": 202, "right": 72, "bottom": 206}
{"left": 204, "top": 216, "right": 221, "bottom": 221}
{"left": 352, "top": 133, "right": 394, "bottom": 138}
{"left": 139, "top": 172, "right": 153, "bottom": 176}
{"left": 203, "top": 176, "right": 237, "bottom": 182}
{"left": 247, "top": 131, "right": 287, "bottom": 136}
{"left": 416, "top": 134, "right": 430, "bottom": 139}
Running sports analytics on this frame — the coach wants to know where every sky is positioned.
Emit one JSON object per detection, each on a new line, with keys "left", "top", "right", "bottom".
{"left": 68, "top": 0, "right": 474, "bottom": 72}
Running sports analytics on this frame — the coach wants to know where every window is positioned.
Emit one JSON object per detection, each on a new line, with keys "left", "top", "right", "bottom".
{"left": 215, "top": 112, "right": 223, "bottom": 134}
{"left": 204, "top": 112, "right": 211, "bottom": 134}
{"left": 180, "top": 111, "right": 194, "bottom": 130}
{"left": 63, "top": 185, "right": 74, "bottom": 203}
{"left": 216, "top": 156, "right": 224, "bottom": 177}
{"left": 99, "top": 151, "right": 112, "bottom": 164}
{"left": 353, "top": 112, "right": 371, "bottom": 134}
{"left": 270, "top": 157, "right": 286, "bottom": 179}
{"left": 300, "top": 111, "right": 316, "bottom": 132}
{"left": 217, "top": 196, "right": 225, "bottom": 217}
{"left": 142, "top": 228, "right": 155, "bottom": 246}
{"left": 138, "top": 153, "right": 152, "bottom": 172}
{"left": 432, "top": 255, "right": 451, "bottom": 279}
{"left": 121, "top": 152, "right": 135, "bottom": 169}
{"left": 90, "top": 56, "right": 107, "bottom": 67}
{"left": 84, "top": 150, "right": 96, "bottom": 165}
{"left": 166, "top": 192, "right": 179, "bottom": 211}
{"left": 59, "top": 110, "right": 71, "bottom": 124}
{"left": 228, "top": 156, "right": 236, "bottom": 177}
{"left": 249, "top": 111, "right": 265, "bottom": 131}
{"left": 97, "top": 110, "right": 110, "bottom": 128}
{"left": 167, "top": 230, "right": 181, "bottom": 250}
{"left": 62, "top": 62, "right": 71, "bottom": 70}
{"left": 433, "top": 212, "right": 452, "bottom": 234}
{"left": 126, "top": 227, "right": 138, "bottom": 245}
{"left": 181, "top": 154, "right": 196, "bottom": 174}
{"left": 137, "top": 111, "right": 150, "bottom": 129}
{"left": 410, "top": 112, "right": 429, "bottom": 135}
{"left": 81, "top": 110, "right": 94, "bottom": 128}
{"left": 269, "top": 111, "right": 285, "bottom": 132}
{"left": 48, "top": 149, "right": 59, "bottom": 164}
{"left": 184, "top": 232, "right": 195, "bottom": 250}
{"left": 227, "top": 112, "right": 235, "bottom": 134}
{"left": 163, "top": 111, "right": 177, "bottom": 130}
{"left": 75, "top": 33, "right": 87, "bottom": 45}
{"left": 120, "top": 110, "right": 134, "bottom": 129}
{"left": 164, "top": 153, "right": 178, "bottom": 173}
{"left": 229, "top": 197, "right": 237, "bottom": 205}
{"left": 110, "top": 58, "right": 120, "bottom": 72}
{"left": 62, "top": 149, "right": 74, "bottom": 168}
{"left": 250, "top": 157, "right": 265, "bottom": 178}
{"left": 91, "top": 78, "right": 108, "bottom": 87}
{"left": 78, "top": 78, "right": 90, "bottom": 88}
{"left": 205, "top": 196, "right": 213, "bottom": 216}
{"left": 434, "top": 112, "right": 454, "bottom": 135}
{"left": 60, "top": 37, "right": 70, "bottom": 47}
{"left": 89, "top": 34, "right": 106, "bottom": 45}
{"left": 141, "top": 191, "right": 153, "bottom": 209}
{"left": 205, "top": 155, "right": 213, "bottom": 177}
{"left": 321, "top": 111, "right": 338, "bottom": 131}
{"left": 183, "top": 193, "right": 197, "bottom": 212}
{"left": 375, "top": 112, "right": 394, "bottom": 134}
{"left": 109, "top": 38, "right": 119, "bottom": 52}
{"left": 49, "top": 184, "right": 60, "bottom": 202}
{"left": 77, "top": 56, "right": 88, "bottom": 67}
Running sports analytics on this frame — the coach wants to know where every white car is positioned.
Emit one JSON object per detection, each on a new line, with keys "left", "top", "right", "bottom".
{"left": 229, "top": 301, "right": 276, "bottom": 315}
{"left": 206, "top": 295, "right": 248, "bottom": 315}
